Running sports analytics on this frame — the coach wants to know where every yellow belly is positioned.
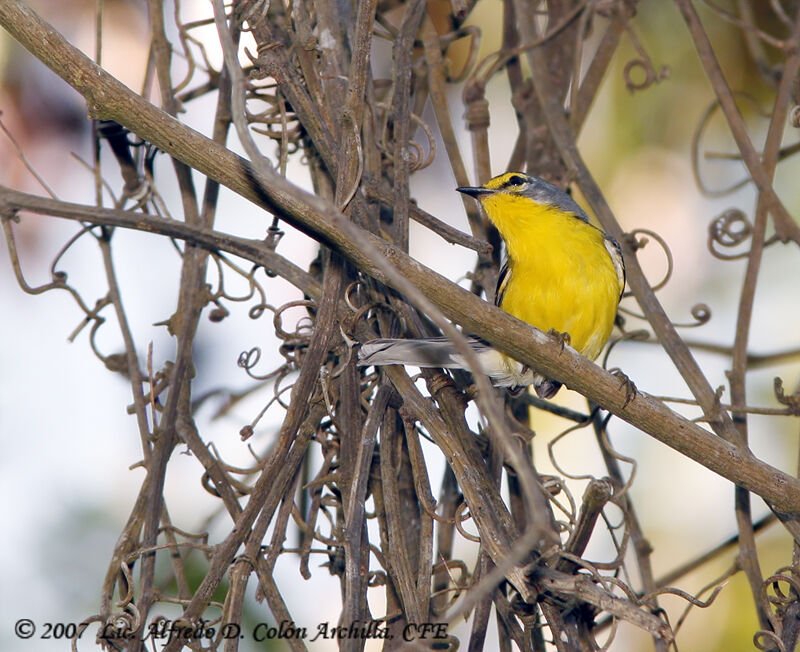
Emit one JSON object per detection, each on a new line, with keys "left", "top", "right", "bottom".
{"left": 500, "top": 257, "right": 619, "bottom": 361}
{"left": 488, "top": 199, "right": 620, "bottom": 361}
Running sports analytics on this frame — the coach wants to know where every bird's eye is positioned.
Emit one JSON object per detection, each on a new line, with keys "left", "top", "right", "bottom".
{"left": 505, "top": 175, "right": 526, "bottom": 187}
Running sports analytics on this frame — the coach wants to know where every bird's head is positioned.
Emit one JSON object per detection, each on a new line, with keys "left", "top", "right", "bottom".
{"left": 456, "top": 171, "right": 589, "bottom": 222}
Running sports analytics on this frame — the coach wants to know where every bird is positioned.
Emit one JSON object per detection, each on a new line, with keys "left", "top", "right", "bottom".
{"left": 358, "top": 171, "right": 626, "bottom": 399}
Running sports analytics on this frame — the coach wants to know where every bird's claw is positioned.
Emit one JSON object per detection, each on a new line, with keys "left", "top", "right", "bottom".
{"left": 507, "top": 384, "right": 526, "bottom": 397}
{"left": 547, "top": 329, "right": 571, "bottom": 353}
{"left": 610, "top": 368, "right": 637, "bottom": 408}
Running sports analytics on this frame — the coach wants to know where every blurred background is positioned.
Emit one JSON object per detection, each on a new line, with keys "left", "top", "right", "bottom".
{"left": 1, "top": 1, "right": 798, "bottom": 650}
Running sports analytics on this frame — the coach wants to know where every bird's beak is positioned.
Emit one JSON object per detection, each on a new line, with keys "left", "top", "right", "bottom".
{"left": 456, "top": 186, "right": 493, "bottom": 198}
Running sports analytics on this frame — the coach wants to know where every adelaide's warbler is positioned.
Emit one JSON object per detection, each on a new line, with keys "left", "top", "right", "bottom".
{"left": 358, "top": 171, "right": 625, "bottom": 399}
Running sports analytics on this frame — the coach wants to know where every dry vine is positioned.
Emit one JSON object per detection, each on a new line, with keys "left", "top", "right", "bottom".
{"left": 1, "top": 0, "right": 799, "bottom": 651}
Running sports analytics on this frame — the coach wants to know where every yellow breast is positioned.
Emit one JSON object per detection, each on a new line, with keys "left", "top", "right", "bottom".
{"left": 482, "top": 194, "right": 620, "bottom": 361}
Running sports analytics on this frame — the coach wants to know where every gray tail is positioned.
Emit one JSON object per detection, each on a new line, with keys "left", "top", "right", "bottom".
{"left": 359, "top": 337, "right": 563, "bottom": 398}
{"left": 358, "top": 336, "right": 485, "bottom": 369}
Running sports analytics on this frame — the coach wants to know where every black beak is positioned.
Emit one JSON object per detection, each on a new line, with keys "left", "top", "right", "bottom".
{"left": 456, "top": 186, "right": 493, "bottom": 198}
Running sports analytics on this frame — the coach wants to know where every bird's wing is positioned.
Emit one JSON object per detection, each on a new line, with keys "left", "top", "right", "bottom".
{"left": 603, "top": 235, "right": 626, "bottom": 298}
{"left": 495, "top": 257, "right": 511, "bottom": 308}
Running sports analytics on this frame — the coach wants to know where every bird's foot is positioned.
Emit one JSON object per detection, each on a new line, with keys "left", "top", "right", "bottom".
{"left": 610, "top": 368, "right": 637, "bottom": 408}
{"left": 547, "top": 329, "right": 571, "bottom": 353}
{"left": 507, "top": 384, "right": 526, "bottom": 397}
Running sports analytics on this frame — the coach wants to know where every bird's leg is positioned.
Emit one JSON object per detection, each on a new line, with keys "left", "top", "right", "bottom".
{"left": 609, "top": 368, "right": 637, "bottom": 408}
